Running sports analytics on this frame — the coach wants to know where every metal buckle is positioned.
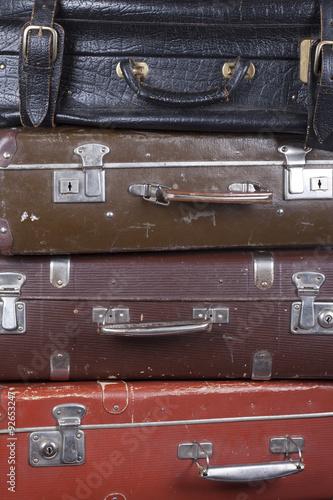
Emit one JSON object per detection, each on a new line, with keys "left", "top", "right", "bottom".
{"left": 314, "top": 40, "right": 333, "bottom": 77}
{"left": 22, "top": 25, "right": 58, "bottom": 63}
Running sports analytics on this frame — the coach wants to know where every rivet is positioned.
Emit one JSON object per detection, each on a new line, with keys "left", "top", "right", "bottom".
{"left": 119, "top": 313, "right": 124, "bottom": 318}
{"left": 57, "top": 279, "right": 63, "bottom": 286}
{"left": 113, "top": 404, "right": 119, "bottom": 411}
{"left": 198, "top": 313, "right": 203, "bottom": 318}
{"left": 77, "top": 409, "right": 82, "bottom": 413}
{"left": 291, "top": 95, "right": 297, "bottom": 100}
{"left": 281, "top": 146, "right": 288, "bottom": 153}
{"left": 106, "top": 212, "right": 114, "bottom": 218}
{"left": 17, "top": 304, "right": 23, "bottom": 311}
{"left": 33, "top": 434, "right": 39, "bottom": 441}
{"left": 3, "top": 152, "right": 10, "bottom": 159}
{"left": 33, "top": 458, "right": 39, "bottom": 463}
{"left": 17, "top": 275, "right": 22, "bottom": 280}
{"left": 76, "top": 432, "right": 82, "bottom": 439}
{"left": 294, "top": 304, "right": 300, "bottom": 310}
{"left": 0, "top": 64, "right": 6, "bottom": 70}
{"left": 277, "top": 209, "right": 284, "bottom": 215}
{"left": 78, "top": 455, "right": 82, "bottom": 461}
{"left": 78, "top": 149, "right": 83, "bottom": 154}
{"left": 57, "top": 410, "right": 61, "bottom": 415}
{"left": 57, "top": 353, "right": 63, "bottom": 359}
{"left": 293, "top": 327, "right": 299, "bottom": 332}
{"left": 309, "top": 400, "right": 312, "bottom": 403}
{"left": 67, "top": 90, "right": 72, "bottom": 96}
{"left": 261, "top": 281, "right": 268, "bottom": 288}
{"left": 18, "top": 326, "right": 24, "bottom": 332}
{"left": 0, "top": 227, "right": 7, "bottom": 234}
{"left": 101, "top": 148, "right": 106, "bottom": 153}
{"left": 218, "top": 314, "right": 223, "bottom": 319}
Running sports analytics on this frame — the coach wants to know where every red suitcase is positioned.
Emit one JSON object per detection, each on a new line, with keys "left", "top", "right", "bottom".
{"left": 0, "top": 380, "right": 332, "bottom": 499}
{"left": 1, "top": 248, "right": 333, "bottom": 381}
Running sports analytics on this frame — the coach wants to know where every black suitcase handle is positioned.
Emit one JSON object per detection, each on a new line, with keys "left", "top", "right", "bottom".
{"left": 119, "top": 57, "right": 250, "bottom": 107}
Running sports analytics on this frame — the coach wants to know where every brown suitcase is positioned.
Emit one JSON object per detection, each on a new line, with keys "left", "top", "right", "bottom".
{"left": 1, "top": 127, "right": 333, "bottom": 255}
{"left": 1, "top": 248, "right": 333, "bottom": 381}
{"left": 0, "top": 379, "right": 332, "bottom": 500}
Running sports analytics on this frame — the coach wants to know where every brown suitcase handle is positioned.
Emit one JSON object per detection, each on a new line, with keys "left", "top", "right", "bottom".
{"left": 129, "top": 182, "right": 273, "bottom": 206}
{"left": 118, "top": 57, "right": 250, "bottom": 107}
{"left": 99, "top": 318, "right": 212, "bottom": 337}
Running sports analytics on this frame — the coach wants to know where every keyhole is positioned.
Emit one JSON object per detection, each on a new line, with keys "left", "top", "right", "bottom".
{"left": 318, "top": 179, "right": 322, "bottom": 189}
{"left": 46, "top": 446, "right": 54, "bottom": 456}
{"left": 325, "top": 315, "right": 332, "bottom": 325}
{"left": 68, "top": 181, "right": 72, "bottom": 192}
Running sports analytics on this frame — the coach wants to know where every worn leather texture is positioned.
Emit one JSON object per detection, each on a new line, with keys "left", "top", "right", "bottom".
{"left": 0, "top": 0, "right": 329, "bottom": 146}
{"left": 306, "top": 0, "right": 333, "bottom": 151}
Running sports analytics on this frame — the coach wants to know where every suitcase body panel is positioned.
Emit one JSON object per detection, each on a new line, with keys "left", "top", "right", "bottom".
{"left": 0, "top": 380, "right": 332, "bottom": 499}
{"left": 1, "top": 128, "right": 333, "bottom": 255}
{"left": 1, "top": 248, "right": 333, "bottom": 381}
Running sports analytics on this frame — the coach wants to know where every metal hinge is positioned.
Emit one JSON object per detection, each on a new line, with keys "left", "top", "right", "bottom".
{"left": 54, "top": 143, "right": 109, "bottom": 203}
{"left": 29, "top": 404, "right": 86, "bottom": 467}
{"left": 0, "top": 272, "right": 26, "bottom": 333}
{"left": 291, "top": 271, "right": 333, "bottom": 334}
{"left": 279, "top": 142, "right": 333, "bottom": 200}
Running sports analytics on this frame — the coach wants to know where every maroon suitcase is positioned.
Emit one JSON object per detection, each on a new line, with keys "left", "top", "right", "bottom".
{"left": 1, "top": 248, "right": 333, "bottom": 381}
{"left": 0, "top": 380, "right": 332, "bottom": 499}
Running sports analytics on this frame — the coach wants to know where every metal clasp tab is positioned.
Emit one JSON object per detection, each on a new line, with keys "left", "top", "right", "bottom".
{"left": 54, "top": 144, "right": 108, "bottom": 203}
{"left": 22, "top": 25, "right": 58, "bottom": 62}
{"left": 0, "top": 272, "right": 26, "bottom": 333}
{"left": 279, "top": 142, "right": 333, "bottom": 200}
{"left": 292, "top": 272, "right": 325, "bottom": 330}
{"left": 30, "top": 404, "right": 86, "bottom": 467}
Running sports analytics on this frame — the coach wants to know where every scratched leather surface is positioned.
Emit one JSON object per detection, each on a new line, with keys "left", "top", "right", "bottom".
{"left": 0, "top": 0, "right": 320, "bottom": 133}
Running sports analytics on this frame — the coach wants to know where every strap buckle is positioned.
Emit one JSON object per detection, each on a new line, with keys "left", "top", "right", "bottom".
{"left": 314, "top": 40, "right": 333, "bottom": 76}
{"left": 22, "top": 25, "right": 58, "bottom": 63}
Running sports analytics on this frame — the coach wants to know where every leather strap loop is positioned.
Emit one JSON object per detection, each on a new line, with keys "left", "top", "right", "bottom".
{"left": 306, "top": 0, "right": 333, "bottom": 151}
{"left": 18, "top": 0, "right": 64, "bottom": 127}
{"left": 119, "top": 57, "right": 250, "bottom": 107}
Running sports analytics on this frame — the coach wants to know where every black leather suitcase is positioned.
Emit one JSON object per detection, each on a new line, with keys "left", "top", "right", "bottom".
{"left": 0, "top": 0, "right": 332, "bottom": 151}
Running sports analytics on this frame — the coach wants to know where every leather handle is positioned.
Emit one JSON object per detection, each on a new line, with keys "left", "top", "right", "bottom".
{"left": 158, "top": 187, "right": 272, "bottom": 205}
{"left": 129, "top": 183, "right": 273, "bottom": 206}
{"left": 198, "top": 461, "right": 304, "bottom": 482}
{"left": 100, "top": 318, "right": 212, "bottom": 337}
{"left": 119, "top": 57, "right": 250, "bottom": 107}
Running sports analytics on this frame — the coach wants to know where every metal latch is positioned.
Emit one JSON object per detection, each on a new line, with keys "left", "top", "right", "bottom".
{"left": 279, "top": 142, "right": 333, "bottom": 200}
{"left": 54, "top": 143, "right": 109, "bottom": 203}
{"left": 29, "top": 404, "right": 86, "bottom": 467}
{"left": 0, "top": 272, "right": 26, "bottom": 334}
{"left": 291, "top": 271, "right": 333, "bottom": 334}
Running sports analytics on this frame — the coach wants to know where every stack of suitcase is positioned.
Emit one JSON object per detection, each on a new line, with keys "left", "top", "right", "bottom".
{"left": 0, "top": 1, "right": 333, "bottom": 498}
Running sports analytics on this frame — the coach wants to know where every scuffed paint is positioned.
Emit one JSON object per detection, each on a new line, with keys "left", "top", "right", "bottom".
{"left": 20, "top": 211, "right": 28, "bottom": 222}
{"left": 181, "top": 210, "right": 216, "bottom": 226}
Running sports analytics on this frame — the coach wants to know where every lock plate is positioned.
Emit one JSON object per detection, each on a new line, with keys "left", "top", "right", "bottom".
{"left": 291, "top": 302, "right": 333, "bottom": 334}
{"left": 53, "top": 170, "right": 105, "bottom": 203}
{"left": 279, "top": 142, "right": 333, "bottom": 200}
{"left": 29, "top": 404, "right": 86, "bottom": 467}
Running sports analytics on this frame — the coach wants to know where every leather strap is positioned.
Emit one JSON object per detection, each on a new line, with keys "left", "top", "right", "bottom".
{"left": 18, "top": 0, "right": 64, "bottom": 127}
{"left": 306, "top": 0, "right": 333, "bottom": 151}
